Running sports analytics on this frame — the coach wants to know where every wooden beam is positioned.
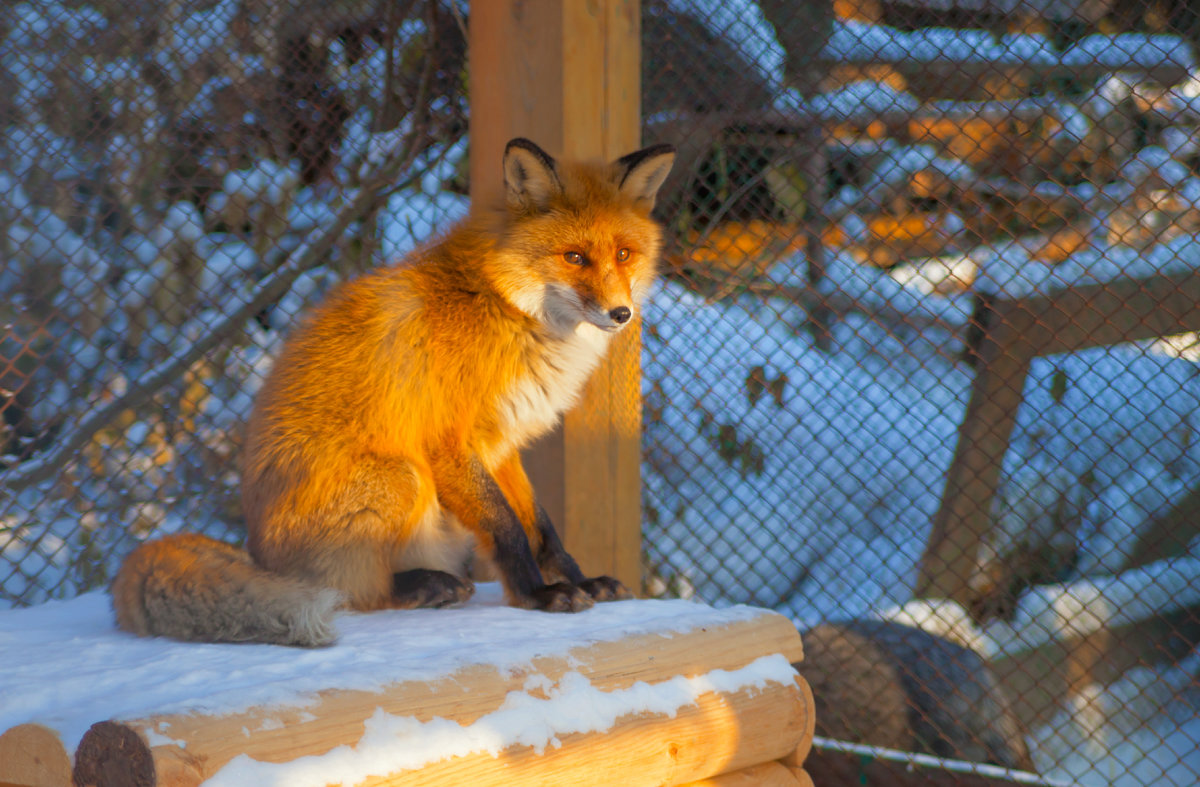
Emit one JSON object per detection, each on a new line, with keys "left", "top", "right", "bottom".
{"left": 920, "top": 267, "right": 1200, "bottom": 603}
{"left": 468, "top": 0, "right": 644, "bottom": 588}
{"left": 917, "top": 317, "right": 1033, "bottom": 603}
{"left": 68, "top": 612, "right": 808, "bottom": 786}
{"left": 991, "top": 269, "right": 1200, "bottom": 357}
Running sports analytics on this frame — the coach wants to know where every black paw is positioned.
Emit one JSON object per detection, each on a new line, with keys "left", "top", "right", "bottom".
{"left": 392, "top": 569, "right": 475, "bottom": 609}
{"left": 523, "top": 582, "right": 594, "bottom": 613}
{"left": 578, "top": 575, "right": 633, "bottom": 602}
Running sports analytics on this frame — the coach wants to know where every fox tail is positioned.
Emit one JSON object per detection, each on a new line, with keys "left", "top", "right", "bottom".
{"left": 111, "top": 533, "right": 341, "bottom": 647}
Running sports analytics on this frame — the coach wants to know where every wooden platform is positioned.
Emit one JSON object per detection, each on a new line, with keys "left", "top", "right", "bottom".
{"left": 0, "top": 587, "right": 813, "bottom": 787}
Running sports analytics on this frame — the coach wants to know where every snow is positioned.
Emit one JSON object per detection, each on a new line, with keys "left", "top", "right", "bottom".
{"left": 205, "top": 655, "right": 794, "bottom": 787}
{"left": 935, "top": 220, "right": 1200, "bottom": 299}
{"left": 0, "top": 583, "right": 781, "bottom": 757}
{"left": 825, "top": 21, "right": 1193, "bottom": 73}
{"left": 1030, "top": 656, "right": 1200, "bottom": 785}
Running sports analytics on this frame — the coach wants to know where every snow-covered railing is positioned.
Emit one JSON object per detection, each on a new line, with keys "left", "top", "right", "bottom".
{"left": 0, "top": 587, "right": 815, "bottom": 787}
{"left": 825, "top": 22, "right": 1193, "bottom": 88}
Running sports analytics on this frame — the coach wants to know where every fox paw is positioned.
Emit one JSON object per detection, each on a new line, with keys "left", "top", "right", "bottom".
{"left": 578, "top": 575, "right": 633, "bottom": 602}
{"left": 392, "top": 569, "right": 475, "bottom": 609}
{"left": 526, "top": 582, "right": 595, "bottom": 613}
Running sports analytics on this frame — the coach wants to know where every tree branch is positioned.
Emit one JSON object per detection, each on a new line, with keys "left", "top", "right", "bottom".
{"left": 2, "top": 125, "right": 440, "bottom": 491}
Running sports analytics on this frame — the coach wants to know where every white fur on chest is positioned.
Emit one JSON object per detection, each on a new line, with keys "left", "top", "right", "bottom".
{"left": 495, "top": 323, "right": 612, "bottom": 440}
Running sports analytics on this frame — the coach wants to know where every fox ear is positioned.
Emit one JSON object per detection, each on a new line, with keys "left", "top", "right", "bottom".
{"left": 615, "top": 143, "right": 675, "bottom": 210}
{"left": 503, "top": 138, "right": 561, "bottom": 211}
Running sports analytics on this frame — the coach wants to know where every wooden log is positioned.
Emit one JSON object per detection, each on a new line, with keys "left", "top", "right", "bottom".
{"left": 678, "top": 760, "right": 800, "bottom": 786}
{"left": 782, "top": 674, "right": 817, "bottom": 768}
{"left": 70, "top": 612, "right": 807, "bottom": 787}
{"left": 0, "top": 723, "right": 71, "bottom": 787}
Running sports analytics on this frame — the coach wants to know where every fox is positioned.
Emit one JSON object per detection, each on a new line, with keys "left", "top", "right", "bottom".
{"left": 111, "top": 138, "right": 676, "bottom": 647}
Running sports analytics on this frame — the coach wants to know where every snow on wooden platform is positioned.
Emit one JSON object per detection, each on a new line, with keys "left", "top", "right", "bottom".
{"left": 0, "top": 584, "right": 812, "bottom": 787}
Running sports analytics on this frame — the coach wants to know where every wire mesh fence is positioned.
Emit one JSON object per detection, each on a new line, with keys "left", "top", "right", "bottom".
{"left": 3, "top": 0, "right": 1200, "bottom": 784}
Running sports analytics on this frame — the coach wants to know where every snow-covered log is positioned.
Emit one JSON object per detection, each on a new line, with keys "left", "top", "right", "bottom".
{"left": 0, "top": 723, "right": 71, "bottom": 787}
{"left": 0, "top": 588, "right": 811, "bottom": 787}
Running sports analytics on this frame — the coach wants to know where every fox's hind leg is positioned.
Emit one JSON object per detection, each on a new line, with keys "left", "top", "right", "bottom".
{"left": 391, "top": 568, "right": 475, "bottom": 608}
{"left": 250, "top": 455, "right": 472, "bottom": 612}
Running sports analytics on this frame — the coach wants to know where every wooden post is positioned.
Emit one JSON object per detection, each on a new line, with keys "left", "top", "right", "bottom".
{"left": 468, "top": 0, "right": 643, "bottom": 588}
{"left": 916, "top": 314, "right": 1033, "bottom": 603}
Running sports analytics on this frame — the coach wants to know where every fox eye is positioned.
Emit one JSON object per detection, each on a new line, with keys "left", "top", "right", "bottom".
{"left": 563, "top": 251, "right": 586, "bottom": 266}
{"left": 616, "top": 248, "right": 630, "bottom": 262}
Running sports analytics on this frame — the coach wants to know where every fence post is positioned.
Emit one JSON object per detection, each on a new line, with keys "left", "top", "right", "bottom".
{"left": 468, "top": 1, "right": 644, "bottom": 589}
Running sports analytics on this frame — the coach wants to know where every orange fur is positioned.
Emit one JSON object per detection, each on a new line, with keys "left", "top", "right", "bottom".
{"left": 111, "top": 139, "right": 675, "bottom": 645}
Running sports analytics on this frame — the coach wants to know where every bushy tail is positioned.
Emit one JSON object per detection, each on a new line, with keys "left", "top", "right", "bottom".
{"left": 111, "top": 533, "right": 341, "bottom": 647}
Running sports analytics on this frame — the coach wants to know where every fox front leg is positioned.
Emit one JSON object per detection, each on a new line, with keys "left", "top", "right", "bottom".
{"left": 436, "top": 456, "right": 593, "bottom": 612}
{"left": 532, "top": 504, "right": 633, "bottom": 602}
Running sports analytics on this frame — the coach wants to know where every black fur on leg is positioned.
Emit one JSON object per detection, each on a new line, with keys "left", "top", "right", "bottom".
{"left": 391, "top": 569, "right": 475, "bottom": 609}
{"left": 533, "top": 505, "right": 633, "bottom": 602}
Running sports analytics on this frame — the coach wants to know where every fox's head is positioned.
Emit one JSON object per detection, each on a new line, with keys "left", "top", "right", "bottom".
{"left": 490, "top": 138, "right": 675, "bottom": 335}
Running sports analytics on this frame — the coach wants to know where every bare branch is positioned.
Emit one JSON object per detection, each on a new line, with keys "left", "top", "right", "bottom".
{"left": 2, "top": 124, "right": 439, "bottom": 491}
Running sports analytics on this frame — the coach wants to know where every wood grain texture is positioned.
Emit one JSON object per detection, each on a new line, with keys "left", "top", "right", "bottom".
{"left": 71, "top": 612, "right": 808, "bottom": 786}
{"left": 468, "top": 0, "right": 645, "bottom": 587}
{"left": 783, "top": 674, "right": 817, "bottom": 768}
{"left": 677, "top": 760, "right": 800, "bottom": 787}
{"left": 0, "top": 723, "right": 71, "bottom": 787}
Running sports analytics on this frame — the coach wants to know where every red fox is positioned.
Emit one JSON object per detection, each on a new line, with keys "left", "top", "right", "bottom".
{"left": 111, "top": 138, "right": 675, "bottom": 647}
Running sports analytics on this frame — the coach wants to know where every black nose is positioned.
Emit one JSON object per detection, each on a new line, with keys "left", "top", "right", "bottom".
{"left": 609, "top": 306, "right": 632, "bottom": 324}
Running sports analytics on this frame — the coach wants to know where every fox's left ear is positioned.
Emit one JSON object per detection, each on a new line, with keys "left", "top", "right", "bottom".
{"left": 615, "top": 143, "right": 676, "bottom": 210}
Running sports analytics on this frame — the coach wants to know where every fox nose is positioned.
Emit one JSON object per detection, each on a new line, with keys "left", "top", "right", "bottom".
{"left": 608, "top": 306, "right": 632, "bottom": 325}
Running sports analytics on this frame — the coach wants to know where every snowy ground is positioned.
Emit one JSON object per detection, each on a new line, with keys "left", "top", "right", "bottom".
{"left": 643, "top": 253, "right": 1200, "bottom": 624}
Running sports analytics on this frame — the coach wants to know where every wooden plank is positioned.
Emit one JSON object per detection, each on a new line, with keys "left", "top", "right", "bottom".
{"left": 69, "top": 612, "right": 807, "bottom": 786}
{"left": 888, "top": 60, "right": 1189, "bottom": 93}
{"left": 991, "top": 268, "right": 1200, "bottom": 357}
{"left": 917, "top": 320, "right": 1034, "bottom": 603}
{"left": 468, "top": 0, "right": 643, "bottom": 588}
{"left": 0, "top": 723, "right": 71, "bottom": 787}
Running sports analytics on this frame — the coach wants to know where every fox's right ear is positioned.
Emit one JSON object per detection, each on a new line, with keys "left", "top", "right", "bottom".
{"left": 503, "top": 138, "right": 561, "bottom": 212}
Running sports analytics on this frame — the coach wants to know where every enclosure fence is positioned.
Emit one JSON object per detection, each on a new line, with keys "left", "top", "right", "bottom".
{"left": 3, "top": 1, "right": 1200, "bottom": 785}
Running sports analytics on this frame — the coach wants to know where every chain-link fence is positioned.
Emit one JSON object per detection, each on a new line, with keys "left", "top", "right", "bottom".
{"left": 638, "top": 0, "right": 1200, "bottom": 783}
{"left": 4, "top": 0, "right": 1200, "bottom": 784}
